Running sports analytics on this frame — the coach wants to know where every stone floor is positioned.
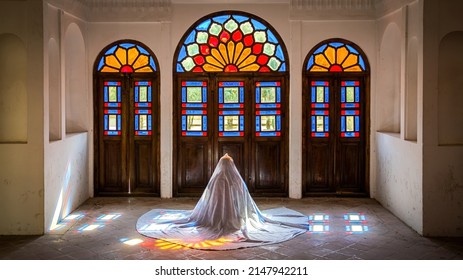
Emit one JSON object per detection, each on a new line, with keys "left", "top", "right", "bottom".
{"left": 1, "top": 197, "right": 463, "bottom": 260}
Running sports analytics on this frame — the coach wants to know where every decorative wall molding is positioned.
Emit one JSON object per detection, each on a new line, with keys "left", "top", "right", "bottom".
{"left": 290, "top": 0, "right": 376, "bottom": 20}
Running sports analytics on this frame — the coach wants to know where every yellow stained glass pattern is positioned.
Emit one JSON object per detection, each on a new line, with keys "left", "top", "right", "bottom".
{"left": 97, "top": 42, "right": 156, "bottom": 73}
{"left": 307, "top": 41, "right": 366, "bottom": 72}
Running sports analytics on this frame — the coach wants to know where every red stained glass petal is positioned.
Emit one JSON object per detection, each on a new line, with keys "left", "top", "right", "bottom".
{"left": 208, "top": 36, "right": 219, "bottom": 47}
{"left": 192, "top": 66, "right": 203, "bottom": 72}
{"left": 259, "top": 66, "right": 270, "bottom": 72}
{"left": 252, "top": 43, "right": 263, "bottom": 55}
{"left": 224, "top": 64, "right": 238, "bottom": 72}
{"left": 329, "top": 64, "right": 343, "bottom": 72}
{"left": 232, "top": 30, "right": 243, "bottom": 42}
{"left": 220, "top": 31, "right": 231, "bottom": 43}
{"left": 200, "top": 45, "right": 210, "bottom": 55}
{"left": 121, "top": 65, "right": 134, "bottom": 73}
{"left": 257, "top": 54, "right": 269, "bottom": 65}
{"left": 244, "top": 35, "right": 254, "bottom": 47}
{"left": 194, "top": 55, "right": 205, "bottom": 65}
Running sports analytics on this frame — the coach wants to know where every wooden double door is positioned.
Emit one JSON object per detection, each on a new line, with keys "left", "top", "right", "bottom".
{"left": 303, "top": 74, "right": 369, "bottom": 195}
{"left": 94, "top": 74, "right": 160, "bottom": 196}
{"left": 174, "top": 74, "right": 288, "bottom": 197}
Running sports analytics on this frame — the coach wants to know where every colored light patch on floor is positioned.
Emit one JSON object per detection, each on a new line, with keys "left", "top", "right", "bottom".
{"left": 78, "top": 224, "right": 103, "bottom": 231}
{"left": 345, "top": 224, "right": 369, "bottom": 234}
{"left": 97, "top": 214, "right": 121, "bottom": 221}
{"left": 64, "top": 214, "right": 85, "bottom": 221}
{"left": 308, "top": 224, "right": 330, "bottom": 233}
{"left": 308, "top": 213, "right": 329, "bottom": 222}
{"left": 142, "top": 223, "right": 170, "bottom": 231}
{"left": 343, "top": 213, "right": 366, "bottom": 222}
{"left": 120, "top": 238, "right": 144, "bottom": 246}
{"left": 154, "top": 213, "right": 185, "bottom": 220}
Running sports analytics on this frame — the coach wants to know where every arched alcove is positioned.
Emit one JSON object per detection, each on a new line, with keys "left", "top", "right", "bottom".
{"left": 48, "top": 38, "right": 61, "bottom": 141}
{"left": 378, "top": 23, "right": 401, "bottom": 133}
{"left": 0, "top": 33, "right": 27, "bottom": 143}
{"left": 64, "top": 23, "right": 87, "bottom": 134}
{"left": 405, "top": 37, "right": 419, "bottom": 141}
{"left": 438, "top": 31, "right": 463, "bottom": 145}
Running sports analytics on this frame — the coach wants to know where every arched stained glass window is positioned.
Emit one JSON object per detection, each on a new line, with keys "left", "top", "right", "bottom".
{"left": 176, "top": 13, "right": 287, "bottom": 73}
{"left": 97, "top": 42, "right": 157, "bottom": 73}
{"left": 306, "top": 41, "right": 366, "bottom": 72}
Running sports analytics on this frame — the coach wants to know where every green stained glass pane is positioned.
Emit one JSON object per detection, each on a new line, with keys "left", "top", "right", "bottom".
{"left": 109, "top": 86, "right": 118, "bottom": 102}
{"left": 187, "top": 44, "right": 199, "bottom": 56}
{"left": 224, "top": 116, "right": 239, "bottom": 131}
{"left": 346, "top": 87, "right": 355, "bottom": 102}
{"left": 316, "top": 116, "right": 324, "bottom": 132}
{"left": 224, "top": 19, "right": 238, "bottom": 32}
{"left": 209, "top": 23, "right": 222, "bottom": 36}
{"left": 261, "top": 116, "right": 276, "bottom": 132}
{"left": 196, "top": 32, "right": 209, "bottom": 44}
{"left": 254, "top": 31, "right": 267, "bottom": 43}
{"left": 224, "top": 87, "right": 239, "bottom": 103}
{"left": 181, "top": 57, "right": 195, "bottom": 71}
{"left": 187, "top": 87, "right": 202, "bottom": 103}
{"left": 109, "top": 115, "right": 117, "bottom": 130}
{"left": 261, "top": 87, "right": 276, "bottom": 103}
{"left": 346, "top": 116, "right": 354, "bottom": 132}
{"left": 139, "top": 87, "right": 147, "bottom": 102}
{"left": 140, "top": 115, "right": 147, "bottom": 130}
{"left": 187, "top": 115, "right": 202, "bottom": 131}
{"left": 267, "top": 57, "right": 281, "bottom": 71}
{"left": 240, "top": 22, "right": 253, "bottom": 35}
{"left": 316, "top": 87, "right": 324, "bottom": 103}
{"left": 263, "top": 43, "right": 276, "bottom": 56}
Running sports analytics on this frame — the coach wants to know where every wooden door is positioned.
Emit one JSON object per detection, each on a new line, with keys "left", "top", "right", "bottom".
{"left": 174, "top": 74, "right": 288, "bottom": 196}
{"left": 95, "top": 74, "right": 159, "bottom": 196}
{"left": 303, "top": 75, "right": 367, "bottom": 195}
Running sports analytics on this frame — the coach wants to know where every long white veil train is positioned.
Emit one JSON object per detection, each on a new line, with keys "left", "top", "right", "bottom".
{"left": 136, "top": 154, "right": 308, "bottom": 250}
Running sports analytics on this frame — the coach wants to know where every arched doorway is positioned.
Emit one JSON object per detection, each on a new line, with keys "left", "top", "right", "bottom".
{"left": 302, "top": 39, "right": 370, "bottom": 196}
{"left": 173, "top": 11, "right": 289, "bottom": 197}
{"left": 94, "top": 40, "right": 160, "bottom": 196}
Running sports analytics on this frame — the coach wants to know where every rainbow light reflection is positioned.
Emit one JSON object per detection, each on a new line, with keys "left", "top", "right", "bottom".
{"left": 344, "top": 212, "right": 368, "bottom": 234}
{"left": 308, "top": 212, "right": 330, "bottom": 234}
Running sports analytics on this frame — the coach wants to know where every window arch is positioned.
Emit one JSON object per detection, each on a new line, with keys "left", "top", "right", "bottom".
{"left": 173, "top": 11, "right": 289, "bottom": 197}
{"left": 302, "top": 38, "right": 370, "bottom": 196}
{"left": 175, "top": 12, "right": 287, "bottom": 73}
{"left": 93, "top": 40, "right": 160, "bottom": 196}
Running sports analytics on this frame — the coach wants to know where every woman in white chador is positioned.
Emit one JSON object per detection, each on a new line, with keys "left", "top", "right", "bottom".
{"left": 137, "top": 154, "right": 308, "bottom": 250}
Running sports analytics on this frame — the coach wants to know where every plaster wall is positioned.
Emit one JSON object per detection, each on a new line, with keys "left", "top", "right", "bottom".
{"left": 0, "top": 0, "right": 45, "bottom": 234}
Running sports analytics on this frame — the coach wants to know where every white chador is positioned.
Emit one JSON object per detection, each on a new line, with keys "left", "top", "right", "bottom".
{"left": 136, "top": 154, "right": 308, "bottom": 250}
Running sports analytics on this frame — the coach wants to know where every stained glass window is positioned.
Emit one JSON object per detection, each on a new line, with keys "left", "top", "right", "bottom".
{"left": 103, "top": 81, "right": 122, "bottom": 135}
{"left": 255, "top": 82, "right": 281, "bottom": 136}
{"left": 181, "top": 81, "right": 208, "bottom": 136}
{"left": 97, "top": 42, "right": 157, "bottom": 73}
{"left": 134, "top": 81, "right": 153, "bottom": 136}
{"left": 340, "top": 81, "right": 361, "bottom": 137}
{"left": 310, "top": 81, "right": 330, "bottom": 137}
{"left": 218, "top": 82, "right": 245, "bottom": 136}
{"left": 306, "top": 42, "right": 366, "bottom": 72}
{"left": 176, "top": 14, "right": 286, "bottom": 73}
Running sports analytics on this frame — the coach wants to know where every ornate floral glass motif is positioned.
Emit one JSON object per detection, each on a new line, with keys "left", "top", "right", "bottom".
{"left": 97, "top": 43, "right": 157, "bottom": 73}
{"left": 218, "top": 82, "right": 245, "bottom": 136}
{"left": 306, "top": 42, "right": 366, "bottom": 72}
{"left": 310, "top": 81, "right": 330, "bottom": 137}
{"left": 255, "top": 82, "right": 281, "bottom": 136}
{"left": 176, "top": 14, "right": 286, "bottom": 73}
{"left": 103, "top": 81, "right": 122, "bottom": 135}
{"left": 134, "top": 81, "right": 153, "bottom": 136}
{"left": 340, "top": 81, "right": 361, "bottom": 137}
{"left": 181, "top": 81, "right": 208, "bottom": 136}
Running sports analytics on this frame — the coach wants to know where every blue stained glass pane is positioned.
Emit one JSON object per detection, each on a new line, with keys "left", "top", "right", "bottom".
{"left": 221, "top": 82, "right": 241, "bottom": 86}
{"left": 313, "top": 132, "right": 327, "bottom": 137}
{"left": 106, "top": 110, "right": 120, "bottom": 114}
{"left": 313, "top": 81, "right": 327, "bottom": 86}
{"left": 355, "top": 87, "right": 360, "bottom": 102}
{"left": 148, "top": 115, "right": 152, "bottom": 130}
{"left": 118, "top": 87, "right": 121, "bottom": 102}
{"left": 185, "top": 31, "right": 196, "bottom": 45}
{"left": 221, "top": 111, "right": 242, "bottom": 115}
{"left": 135, "top": 116, "right": 139, "bottom": 130}
{"left": 277, "top": 87, "right": 281, "bottom": 102}
{"left": 258, "top": 104, "right": 278, "bottom": 108}
{"left": 311, "top": 116, "right": 316, "bottom": 132}
{"left": 107, "top": 131, "right": 119, "bottom": 136}
{"left": 185, "top": 81, "right": 205, "bottom": 86}
{"left": 202, "top": 87, "right": 207, "bottom": 102}
{"left": 233, "top": 15, "right": 249, "bottom": 23}
{"left": 251, "top": 19, "right": 266, "bottom": 30}
{"left": 240, "top": 116, "right": 245, "bottom": 131}
{"left": 256, "top": 90, "right": 260, "bottom": 103}
{"left": 341, "top": 88, "right": 346, "bottom": 102}
{"left": 98, "top": 58, "right": 105, "bottom": 71}
{"left": 182, "top": 116, "right": 187, "bottom": 130}
{"left": 307, "top": 56, "right": 314, "bottom": 70}
{"left": 344, "top": 81, "right": 356, "bottom": 86}
{"left": 213, "top": 15, "right": 230, "bottom": 24}
{"left": 185, "top": 132, "right": 205, "bottom": 136}
{"left": 329, "top": 42, "right": 344, "bottom": 48}
{"left": 279, "top": 63, "right": 286, "bottom": 72}
{"left": 313, "top": 111, "right": 327, "bottom": 116}
{"left": 359, "top": 56, "right": 366, "bottom": 70}
{"left": 177, "top": 63, "right": 184, "bottom": 72}
{"left": 325, "top": 116, "right": 329, "bottom": 132}
{"left": 258, "top": 132, "right": 278, "bottom": 137}
{"left": 256, "top": 116, "right": 260, "bottom": 131}
{"left": 137, "top": 46, "right": 149, "bottom": 55}
{"left": 149, "top": 57, "right": 156, "bottom": 71}
{"left": 120, "top": 43, "right": 135, "bottom": 49}
{"left": 258, "top": 110, "right": 277, "bottom": 115}
{"left": 276, "top": 115, "right": 281, "bottom": 131}
{"left": 341, "top": 116, "right": 346, "bottom": 132}
{"left": 221, "top": 104, "right": 242, "bottom": 108}
{"left": 117, "top": 115, "right": 121, "bottom": 131}
{"left": 314, "top": 44, "right": 327, "bottom": 54}
{"left": 135, "top": 87, "right": 139, "bottom": 102}
{"left": 137, "top": 131, "right": 150, "bottom": 136}
{"left": 184, "top": 103, "right": 206, "bottom": 108}
{"left": 311, "top": 87, "right": 315, "bottom": 102}
{"left": 105, "top": 45, "right": 118, "bottom": 55}
{"left": 106, "top": 81, "right": 120, "bottom": 86}
{"left": 343, "top": 104, "right": 358, "bottom": 108}
{"left": 239, "top": 88, "right": 244, "bottom": 103}
{"left": 219, "top": 116, "right": 223, "bottom": 131}
{"left": 138, "top": 81, "right": 150, "bottom": 86}
{"left": 346, "top": 44, "right": 359, "bottom": 54}
{"left": 137, "top": 110, "right": 150, "bottom": 114}
{"left": 182, "top": 88, "right": 187, "bottom": 102}
{"left": 197, "top": 19, "right": 211, "bottom": 31}
{"left": 202, "top": 116, "right": 207, "bottom": 131}
{"left": 312, "top": 104, "right": 327, "bottom": 108}
{"left": 343, "top": 132, "right": 356, "bottom": 137}
{"left": 178, "top": 46, "right": 187, "bottom": 61}
{"left": 104, "top": 87, "right": 108, "bottom": 102}
{"left": 355, "top": 116, "right": 360, "bottom": 131}
{"left": 258, "top": 82, "right": 278, "bottom": 86}
{"left": 345, "top": 110, "right": 358, "bottom": 115}
{"left": 106, "top": 103, "right": 119, "bottom": 107}
{"left": 275, "top": 45, "right": 284, "bottom": 61}
{"left": 267, "top": 30, "right": 278, "bottom": 43}
{"left": 222, "top": 132, "right": 242, "bottom": 137}
{"left": 184, "top": 110, "right": 205, "bottom": 115}
{"left": 325, "top": 87, "right": 329, "bottom": 102}
{"left": 218, "top": 88, "right": 224, "bottom": 103}
{"left": 104, "top": 115, "right": 108, "bottom": 130}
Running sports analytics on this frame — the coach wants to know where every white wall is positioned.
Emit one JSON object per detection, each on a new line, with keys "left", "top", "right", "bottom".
{"left": 0, "top": 0, "right": 44, "bottom": 234}
{"left": 422, "top": 0, "right": 463, "bottom": 236}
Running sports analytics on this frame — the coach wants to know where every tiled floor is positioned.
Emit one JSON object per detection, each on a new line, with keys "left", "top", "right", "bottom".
{"left": 1, "top": 197, "right": 463, "bottom": 260}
